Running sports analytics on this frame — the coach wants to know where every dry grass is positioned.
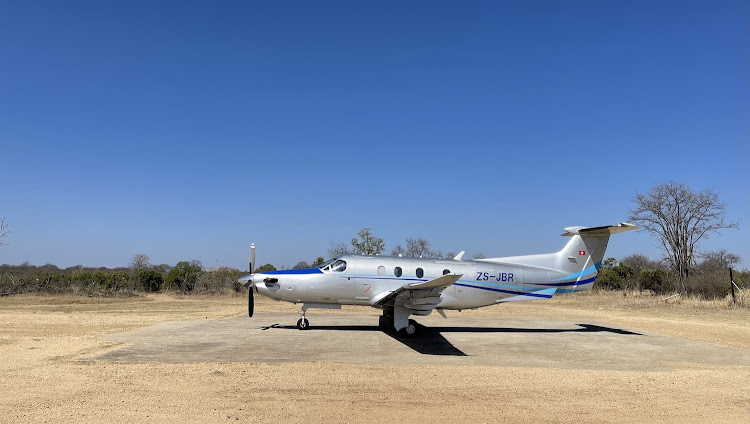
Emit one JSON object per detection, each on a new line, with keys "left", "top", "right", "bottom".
{"left": 0, "top": 292, "right": 747, "bottom": 424}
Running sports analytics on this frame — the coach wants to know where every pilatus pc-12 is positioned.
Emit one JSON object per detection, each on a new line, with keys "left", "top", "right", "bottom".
{"left": 239, "top": 223, "right": 636, "bottom": 335}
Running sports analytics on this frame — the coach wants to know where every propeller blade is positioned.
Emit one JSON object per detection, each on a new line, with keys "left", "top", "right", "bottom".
{"left": 248, "top": 286, "right": 254, "bottom": 317}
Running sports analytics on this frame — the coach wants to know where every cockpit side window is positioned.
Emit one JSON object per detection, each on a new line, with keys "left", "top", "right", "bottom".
{"left": 331, "top": 260, "right": 347, "bottom": 272}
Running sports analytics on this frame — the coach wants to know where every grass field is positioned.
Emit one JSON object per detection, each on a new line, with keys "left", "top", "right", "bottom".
{"left": 0, "top": 292, "right": 747, "bottom": 423}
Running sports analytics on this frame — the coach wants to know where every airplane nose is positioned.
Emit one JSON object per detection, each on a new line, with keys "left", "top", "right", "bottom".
{"left": 238, "top": 273, "right": 253, "bottom": 288}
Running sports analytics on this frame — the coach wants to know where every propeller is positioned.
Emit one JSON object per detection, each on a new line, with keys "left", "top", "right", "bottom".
{"left": 248, "top": 243, "right": 255, "bottom": 317}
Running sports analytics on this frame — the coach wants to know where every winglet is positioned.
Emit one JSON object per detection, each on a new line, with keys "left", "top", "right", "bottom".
{"left": 454, "top": 251, "right": 465, "bottom": 261}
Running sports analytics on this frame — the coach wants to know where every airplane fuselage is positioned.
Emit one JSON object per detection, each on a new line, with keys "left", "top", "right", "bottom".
{"left": 243, "top": 223, "right": 636, "bottom": 333}
{"left": 253, "top": 254, "right": 577, "bottom": 310}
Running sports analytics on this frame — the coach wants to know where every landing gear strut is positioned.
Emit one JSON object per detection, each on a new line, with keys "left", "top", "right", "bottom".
{"left": 297, "top": 306, "right": 310, "bottom": 330}
{"left": 380, "top": 307, "right": 417, "bottom": 336}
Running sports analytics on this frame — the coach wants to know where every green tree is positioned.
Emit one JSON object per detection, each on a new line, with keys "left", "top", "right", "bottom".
{"left": 292, "top": 261, "right": 310, "bottom": 269}
{"left": 254, "top": 263, "right": 276, "bottom": 273}
{"left": 135, "top": 269, "right": 163, "bottom": 292}
{"left": 164, "top": 260, "right": 203, "bottom": 292}
{"left": 312, "top": 257, "right": 325, "bottom": 267}
{"left": 597, "top": 258, "right": 634, "bottom": 290}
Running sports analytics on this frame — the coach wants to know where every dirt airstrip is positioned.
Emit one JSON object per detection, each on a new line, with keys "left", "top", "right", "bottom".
{"left": 0, "top": 293, "right": 747, "bottom": 423}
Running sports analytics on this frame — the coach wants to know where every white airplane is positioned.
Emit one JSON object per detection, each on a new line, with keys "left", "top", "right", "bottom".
{"left": 239, "top": 223, "right": 636, "bottom": 335}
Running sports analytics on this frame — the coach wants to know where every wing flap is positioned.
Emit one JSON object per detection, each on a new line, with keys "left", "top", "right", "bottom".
{"left": 371, "top": 274, "right": 462, "bottom": 309}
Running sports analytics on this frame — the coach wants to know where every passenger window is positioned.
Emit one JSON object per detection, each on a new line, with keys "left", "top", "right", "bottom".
{"left": 416, "top": 268, "right": 424, "bottom": 278}
{"left": 331, "top": 260, "right": 347, "bottom": 272}
{"left": 443, "top": 269, "right": 450, "bottom": 275}
{"left": 394, "top": 267, "right": 402, "bottom": 277}
{"left": 377, "top": 266, "right": 385, "bottom": 276}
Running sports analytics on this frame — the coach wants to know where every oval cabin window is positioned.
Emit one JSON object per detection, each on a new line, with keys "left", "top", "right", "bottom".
{"left": 443, "top": 269, "right": 450, "bottom": 275}
{"left": 394, "top": 267, "right": 402, "bottom": 277}
{"left": 416, "top": 268, "right": 424, "bottom": 278}
{"left": 377, "top": 266, "right": 386, "bottom": 276}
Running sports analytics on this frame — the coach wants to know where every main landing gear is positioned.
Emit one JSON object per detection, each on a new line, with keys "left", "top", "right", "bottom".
{"left": 379, "top": 308, "right": 416, "bottom": 336}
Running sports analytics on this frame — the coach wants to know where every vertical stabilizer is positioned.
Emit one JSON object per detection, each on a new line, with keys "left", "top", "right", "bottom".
{"left": 477, "top": 223, "right": 637, "bottom": 293}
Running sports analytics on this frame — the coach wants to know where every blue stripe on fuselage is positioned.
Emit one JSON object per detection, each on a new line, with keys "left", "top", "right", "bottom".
{"left": 261, "top": 268, "right": 324, "bottom": 275}
{"left": 529, "top": 275, "right": 597, "bottom": 287}
{"left": 454, "top": 283, "right": 554, "bottom": 298}
{"left": 551, "top": 261, "right": 602, "bottom": 281}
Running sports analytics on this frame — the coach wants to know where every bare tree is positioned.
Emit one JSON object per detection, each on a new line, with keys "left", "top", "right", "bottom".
{"left": 406, "top": 237, "right": 432, "bottom": 258}
{"left": 697, "top": 249, "right": 741, "bottom": 272}
{"left": 629, "top": 181, "right": 739, "bottom": 293}
{"left": 390, "top": 244, "right": 405, "bottom": 256}
{"left": 129, "top": 254, "right": 151, "bottom": 271}
{"left": 0, "top": 218, "right": 8, "bottom": 246}
{"left": 328, "top": 241, "right": 351, "bottom": 258}
{"left": 350, "top": 227, "right": 385, "bottom": 255}
{"left": 472, "top": 252, "right": 486, "bottom": 259}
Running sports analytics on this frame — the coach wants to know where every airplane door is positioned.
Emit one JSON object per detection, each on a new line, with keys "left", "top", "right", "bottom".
{"left": 352, "top": 257, "right": 374, "bottom": 302}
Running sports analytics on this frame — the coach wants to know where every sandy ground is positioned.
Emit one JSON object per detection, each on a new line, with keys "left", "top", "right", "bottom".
{"left": 0, "top": 292, "right": 747, "bottom": 423}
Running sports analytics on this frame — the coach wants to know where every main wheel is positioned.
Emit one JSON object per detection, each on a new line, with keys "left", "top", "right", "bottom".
{"left": 297, "top": 318, "right": 310, "bottom": 330}
{"left": 404, "top": 324, "right": 416, "bottom": 335}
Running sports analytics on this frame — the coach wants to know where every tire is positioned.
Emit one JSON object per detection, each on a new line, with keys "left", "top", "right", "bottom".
{"left": 378, "top": 315, "right": 392, "bottom": 329}
{"left": 297, "top": 318, "right": 310, "bottom": 330}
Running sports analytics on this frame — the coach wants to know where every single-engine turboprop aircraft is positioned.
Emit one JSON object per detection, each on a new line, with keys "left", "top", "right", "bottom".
{"left": 239, "top": 223, "right": 636, "bottom": 335}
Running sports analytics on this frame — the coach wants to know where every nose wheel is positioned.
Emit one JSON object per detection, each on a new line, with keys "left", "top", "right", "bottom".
{"left": 297, "top": 304, "right": 310, "bottom": 330}
{"left": 296, "top": 317, "right": 310, "bottom": 330}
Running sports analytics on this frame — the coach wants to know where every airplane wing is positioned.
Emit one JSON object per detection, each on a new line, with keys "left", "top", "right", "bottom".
{"left": 370, "top": 274, "right": 462, "bottom": 312}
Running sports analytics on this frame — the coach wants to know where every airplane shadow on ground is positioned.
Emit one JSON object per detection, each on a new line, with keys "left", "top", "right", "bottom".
{"left": 262, "top": 322, "right": 642, "bottom": 357}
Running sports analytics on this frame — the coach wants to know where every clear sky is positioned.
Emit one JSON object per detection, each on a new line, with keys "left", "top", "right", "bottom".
{"left": 1, "top": 1, "right": 748, "bottom": 270}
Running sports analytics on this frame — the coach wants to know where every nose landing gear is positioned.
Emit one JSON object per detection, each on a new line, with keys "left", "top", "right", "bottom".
{"left": 294, "top": 303, "right": 341, "bottom": 330}
{"left": 297, "top": 305, "right": 312, "bottom": 330}
{"left": 296, "top": 317, "right": 310, "bottom": 330}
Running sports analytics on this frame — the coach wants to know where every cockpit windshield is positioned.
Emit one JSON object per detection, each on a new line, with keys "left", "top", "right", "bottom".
{"left": 319, "top": 258, "right": 347, "bottom": 272}
{"left": 318, "top": 258, "right": 337, "bottom": 271}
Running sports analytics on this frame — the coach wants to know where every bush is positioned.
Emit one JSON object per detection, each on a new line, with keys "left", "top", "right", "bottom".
{"left": 195, "top": 267, "right": 241, "bottom": 294}
{"left": 686, "top": 269, "right": 732, "bottom": 299}
{"left": 135, "top": 269, "right": 163, "bottom": 292}
{"left": 640, "top": 269, "right": 672, "bottom": 294}
{"left": 164, "top": 261, "right": 203, "bottom": 292}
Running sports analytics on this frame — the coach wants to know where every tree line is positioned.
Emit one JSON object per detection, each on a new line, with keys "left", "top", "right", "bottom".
{"left": 0, "top": 181, "right": 744, "bottom": 299}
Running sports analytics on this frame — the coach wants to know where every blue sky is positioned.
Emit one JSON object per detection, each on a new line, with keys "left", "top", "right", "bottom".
{"left": 1, "top": 1, "right": 747, "bottom": 270}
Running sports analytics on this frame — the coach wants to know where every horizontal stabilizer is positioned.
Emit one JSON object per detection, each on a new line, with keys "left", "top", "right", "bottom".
{"left": 562, "top": 222, "right": 637, "bottom": 237}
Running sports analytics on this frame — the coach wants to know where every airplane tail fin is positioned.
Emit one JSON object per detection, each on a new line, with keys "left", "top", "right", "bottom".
{"left": 550, "top": 223, "right": 637, "bottom": 292}
{"left": 478, "top": 223, "right": 637, "bottom": 294}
